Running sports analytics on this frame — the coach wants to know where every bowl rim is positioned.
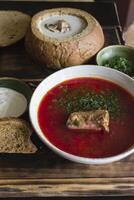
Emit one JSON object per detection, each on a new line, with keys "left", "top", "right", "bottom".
{"left": 0, "top": 77, "right": 32, "bottom": 101}
{"left": 0, "top": 77, "right": 32, "bottom": 117}
{"left": 96, "top": 45, "right": 134, "bottom": 65}
{"left": 29, "top": 65, "right": 134, "bottom": 164}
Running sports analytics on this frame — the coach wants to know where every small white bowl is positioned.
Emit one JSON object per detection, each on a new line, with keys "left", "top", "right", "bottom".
{"left": 29, "top": 65, "right": 134, "bottom": 164}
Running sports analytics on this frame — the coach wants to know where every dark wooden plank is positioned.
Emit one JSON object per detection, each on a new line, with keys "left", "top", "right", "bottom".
{"left": 0, "top": 177, "right": 134, "bottom": 197}
{"left": 0, "top": 1, "right": 119, "bottom": 26}
{"left": 0, "top": 27, "right": 123, "bottom": 79}
{"left": 0, "top": 150, "right": 133, "bottom": 179}
{"left": 2, "top": 197, "right": 134, "bottom": 200}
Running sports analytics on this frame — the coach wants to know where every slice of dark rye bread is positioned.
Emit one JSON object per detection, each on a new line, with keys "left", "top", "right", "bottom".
{"left": 0, "top": 118, "right": 37, "bottom": 153}
{"left": 0, "top": 11, "right": 31, "bottom": 47}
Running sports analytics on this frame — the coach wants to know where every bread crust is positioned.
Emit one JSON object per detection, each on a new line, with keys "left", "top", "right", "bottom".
{"left": 0, "top": 117, "right": 37, "bottom": 153}
{"left": 0, "top": 11, "right": 31, "bottom": 47}
{"left": 25, "top": 8, "right": 104, "bottom": 69}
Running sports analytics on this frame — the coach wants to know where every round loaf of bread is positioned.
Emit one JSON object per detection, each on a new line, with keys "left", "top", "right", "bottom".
{"left": 25, "top": 8, "right": 104, "bottom": 69}
{"left": 0, "top": 11, "right": 31, "bottom": 47}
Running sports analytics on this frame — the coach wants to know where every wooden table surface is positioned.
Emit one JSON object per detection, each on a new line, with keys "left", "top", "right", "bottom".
{"left": 0, "top": 151, "right": 134, "bottom": 197}
{"left": 0, "top": 0, "right": 134, "bottom": 198}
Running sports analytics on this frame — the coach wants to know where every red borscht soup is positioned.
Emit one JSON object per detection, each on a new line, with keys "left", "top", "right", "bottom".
{"left": 38, "top": 78, "right": 134, "bottom": 158}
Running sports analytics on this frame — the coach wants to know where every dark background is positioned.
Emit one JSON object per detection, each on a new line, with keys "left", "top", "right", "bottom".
{"left": 96, "top": 0, "right": 134, "bottom": 29}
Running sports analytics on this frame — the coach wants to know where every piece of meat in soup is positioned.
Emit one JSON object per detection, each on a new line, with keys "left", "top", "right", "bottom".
{"left": 66, "top": 109, "right": 109, "bottom": 132}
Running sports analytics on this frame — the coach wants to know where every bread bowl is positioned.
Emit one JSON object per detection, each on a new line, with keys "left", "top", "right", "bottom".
{"left": 25, "top": 8, "right": 104, "bottom": 69}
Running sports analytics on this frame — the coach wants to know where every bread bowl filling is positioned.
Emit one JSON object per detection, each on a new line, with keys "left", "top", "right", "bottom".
{"left": 0, "top": 87, "right": 27, "bottom": 118}
{"left": 45, "top": 20, "right": 70, "bottom": 33}
{"left": 37, "top": 14, "right": 87, "bottom": 39}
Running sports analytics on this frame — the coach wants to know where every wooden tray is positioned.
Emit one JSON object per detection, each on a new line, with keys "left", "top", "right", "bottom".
{"left": 0, "top": 1, "right": 133, "bottom": 198}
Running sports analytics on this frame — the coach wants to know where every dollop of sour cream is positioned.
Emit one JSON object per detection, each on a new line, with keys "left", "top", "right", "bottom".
{"left": 0, "top": 87, "right": 27, "bottom": 118}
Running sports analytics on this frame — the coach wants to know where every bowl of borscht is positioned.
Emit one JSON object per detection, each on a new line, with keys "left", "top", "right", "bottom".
{"left": 29, "top": 65, "right": 134, "bottom": 164}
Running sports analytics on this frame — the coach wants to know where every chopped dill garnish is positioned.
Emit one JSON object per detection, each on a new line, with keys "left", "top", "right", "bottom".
{"left": 55, "top": 89, "right": 121, "bottom": 119}
{"left": 73, "top": 119, "right": 80, "bottom": 127}
{"left": 104, "top": 57, "right": 134, "bottom": 75}
{"left": 59, "top": 85, "right": 68, "bottom": 93}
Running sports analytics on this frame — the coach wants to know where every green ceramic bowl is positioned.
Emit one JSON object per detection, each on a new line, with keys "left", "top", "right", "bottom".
{"left": 96, "top": 45, "right": 134, "bottom": 76}
{"left": 0, "top": 77, "right": 32, "bottom": 102}
{"left": 0, "top": 77, "right": 32, "bottom": 117}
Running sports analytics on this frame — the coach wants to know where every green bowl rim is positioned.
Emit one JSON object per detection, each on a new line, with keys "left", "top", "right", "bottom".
{"left": 96, "top": 45, "right": 134, "bottom": 65}
{"left": 0, "top": 77, "right": 32, "bottom": 102}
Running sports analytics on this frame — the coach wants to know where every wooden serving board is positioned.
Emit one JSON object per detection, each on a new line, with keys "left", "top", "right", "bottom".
{"left": 0, "top": 1, "right": 133, "bottom": 198}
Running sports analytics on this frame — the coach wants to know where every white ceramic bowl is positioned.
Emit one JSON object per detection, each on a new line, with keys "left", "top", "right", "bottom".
{"left": 29, "top": 65, "right": 134, "bottom": 164}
